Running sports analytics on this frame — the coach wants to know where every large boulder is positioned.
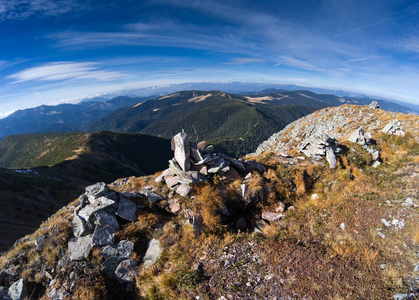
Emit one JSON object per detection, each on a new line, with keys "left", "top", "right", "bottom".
{"left": 171, "top": 131, "right": 191, "bottom": 171}
{"left": 348, "top": 127, "right": 366, "bottom": 145}
{"left": 381, "top": 120, "right": 405, "bottom": 136}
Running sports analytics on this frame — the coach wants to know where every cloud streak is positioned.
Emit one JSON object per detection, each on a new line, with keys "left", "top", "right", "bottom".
{"left": 8, "top": 62, "right": 124, "bottom": 83}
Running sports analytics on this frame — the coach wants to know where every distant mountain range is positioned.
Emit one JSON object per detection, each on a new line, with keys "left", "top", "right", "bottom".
{"left": 0, "top": 95, "right": 154, "bottom": 138}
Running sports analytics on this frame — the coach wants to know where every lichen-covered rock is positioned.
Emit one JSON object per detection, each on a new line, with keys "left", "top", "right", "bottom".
{"left": 382, "top": 120, "right": 405, "bottom": 136}
{"left": 85, "top": 182, "right": 109, "bottom": 199}
{"left": 115, "top": 259, "right": 138, "bottom": 283}
{"left": 7, "top": 279, "right": 27, "bottom": 300}
{"left": 93, "top": 211, "right": 120, "bottom": 231}
{"left": 92, "top": 225, "right": 115, "bottom": 246}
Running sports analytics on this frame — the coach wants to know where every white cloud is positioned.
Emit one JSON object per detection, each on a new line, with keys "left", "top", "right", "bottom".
{"left": 0, "top": 0, "right": 84, "bottom": 21}
{"left": 8, "top": 62, "right": 124, "bottom": 83}
{"left": 224, "top": 58, "right": 267, "bottom": 65}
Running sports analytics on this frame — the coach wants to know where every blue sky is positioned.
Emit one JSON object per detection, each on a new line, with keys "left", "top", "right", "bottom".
{"left": 1, "top": 0, "right": 419, "bottom": 117}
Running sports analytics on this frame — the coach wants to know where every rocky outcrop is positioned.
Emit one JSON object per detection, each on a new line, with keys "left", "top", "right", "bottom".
{"left": 382, "top": 120, "right": 405, "bottom": 136}
{"left": 157, "top": 132, "right": 266, "bottom": 196}
{"left": 298, "top": 125, "right": 341, "bottom": 168}
{"left": 68, "top": 182, "right": 138, "bottom": 261}
{"left": 347, "top": 127, "right": 381, "bottom": 166}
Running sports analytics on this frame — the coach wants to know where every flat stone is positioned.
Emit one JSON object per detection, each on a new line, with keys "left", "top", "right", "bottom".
{"left": 93, "top": 211, "right": 120, "bottom": 231}
{"left": 7, "top": 279, "right": 27, "bottom": 300}
{"left": 78, "top": 197, "right": 116, "bottom": 222}
{"left": 68, "top": 235, "right": 93, "bottom": 261}
{"left": 261, "top": 212, "right": 285, "bottom": 222}
{"left": 142, "top": 190, "right": 163, "bottom": 203}
{"left": 190, "top": 143, "right": 204, "bottom": 162}
{"left": 116, "top": 197, "right": 137, "bottom": 222}
{"left": 115, "top": 259, "right": 138, "bottom": 283}
{"left": 164, "top": 175, "right": 180, "bottom": 188}
{"left": 142, "top": 239, "right": 162, "bottom": 268}
{"left": 176, "top": 184, "right": 192, "bottom": 197}
{"left": 208, "top": 158, "right": 226, "bottom": 173}
{"left": 92, "top": 225, "right": 115, "bottom": 246}
{"left": 171, "top": 132, "right": 191, "bottom": 171}
{"left": 85, "top": 182, "right": 109, "bottom": 199}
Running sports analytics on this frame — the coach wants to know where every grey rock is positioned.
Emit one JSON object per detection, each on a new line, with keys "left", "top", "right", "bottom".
{"left": 102, "top": 256, "right": 122, "bottom": 277}
{"left": 382, "top": 120, "right": 405, "bottom": 136}
{"left": 93, "top": 211, "right": 119, "bottom": 231}
{"left": 85, "top": 182, "right": 109, "bottom": 199}
{"left": 115, "top": 259, "right": 138, "bottom": 283}
{"left": 0, "top": 291, "right": 9, "bottom": 300}
{"left": 92, "top": 225, "right": 115, "bottom": 246}
{"left": 368, "top": 101, "right": 380, "bottom": 109}
{"left": 168, "top": 199, "right": 181, "bottom": 213}
{"left": 164, "top": 175, "right": 180, "bottom": 188}
{"left": 7, "top": 279, "right": 27, "bottom": 300}
{"left": 348, "top": 127, "right": 366, "bottom": 145}
{"left": 235, "top": 217, "right": 246, "bottom": 230}
{"left": 78, "top": 197, "right": 116, "bottom": 222}
{"left": 393, "top": 293, "right": 416, "bottom": 300}
{"left": 190, "top": 143, "right": 204, "bottom": 162}
{"left": 101, "top": 244, "right": 119, "bottom": 260}
{"left": 220, "top": 204, "right": 229, "bottom": 216}
{"left": 118, "top": 240, "right": 134, "bottom": 259}
{"left": 244, "top": 160, "right": 266, "bottom": 173}
{"left": 116, "top": 197, "right": 137, "bottom": 222}
{"left": 35, "top": 235, "right": 46, "bottom": 250}
{"left": 171, "top": 131, "right": 191, "bottom": 171}
{"left": 208, "top": 158, "right": 227, "bottom": 174}
{"left": 142, "top": 239, "right": 162, "bottom": 268}
{"left": 68, "top": 235, "right": 93, "bottom": 261}
{"left": 372, "top": 160, "right": 382, "bottom": 168}
{"left": 255, "top": 219, "right": 269, "bottom": 233}
{"left": 176, "top": 184, "right": 192, "bottom": 197}
{"left": 142, "top": 190, "right": 163, "bottom": 203}
{"left": 72, "top": 215, "right": 89, "bottom": 238}
{"left": 261, "top": 212, "right": 285, "bottom": 222}
{"left": 326, "top": 147, "right": 337, "bottom": 169}
{"left": 413, "top": 264, "right": 419, "bottom": 272}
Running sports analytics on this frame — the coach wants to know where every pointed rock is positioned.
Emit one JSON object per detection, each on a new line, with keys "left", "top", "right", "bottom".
{"left": 326, "top": 147, "right": 337, "bottom": 169}
{"left": 171, "top": 132, "right": 191, "bottom": 171}
{"left": 72, "top": 215, "right": 89, "bottom": 238}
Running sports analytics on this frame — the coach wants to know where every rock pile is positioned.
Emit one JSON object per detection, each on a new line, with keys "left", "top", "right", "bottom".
{"left": 68, "top": 182, "right": 140, "bottom": 284}
{"left": 298, "top": 125, "right": 341, "bottom": 168}
{"left": 381, "top": 120, "right": 405, "bottom": 136}
{"left": 156, "top": 131, "right": 266, "bottom": 195}
{"left": 347, "top": 127, "right": 381, "bottom": 167}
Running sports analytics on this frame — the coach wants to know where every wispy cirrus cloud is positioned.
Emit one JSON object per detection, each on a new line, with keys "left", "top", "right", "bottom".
{"left": 224, "top": 58, "right": 267, "bottom": 65}
{"left": 0, "top": 0, "right": 85, "bottom": 21}
{"left": 8, "top": 62, "right": 124, "bottom": 83}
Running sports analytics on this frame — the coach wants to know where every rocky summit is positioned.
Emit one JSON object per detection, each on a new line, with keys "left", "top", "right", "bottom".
{"left": 0, "top": 102, "right": 418, "bottom": 300}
